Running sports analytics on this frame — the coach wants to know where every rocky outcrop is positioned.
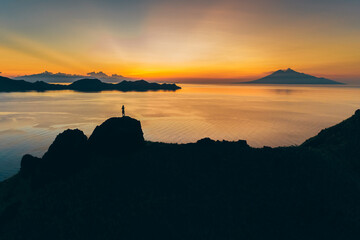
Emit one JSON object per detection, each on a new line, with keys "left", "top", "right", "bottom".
{"left": 43, "top": 129, "right": 88, "bottom": 161}
{"left": 88, "top": 116, "right": 145, "bottom": 156}
{"left": 302, "top": 110, "right": 360, "bottom": 150}
{"left": 19, "top": 116, "right": 145, "bottom": 180}
{"left": 42, "top": 129, "right": 88, "bottom": 169}
{"left": 3, "top": 110, "right": 360, "bottom": 240}
{"left": 20, "top": 155, "right": 41, "bottom": 178}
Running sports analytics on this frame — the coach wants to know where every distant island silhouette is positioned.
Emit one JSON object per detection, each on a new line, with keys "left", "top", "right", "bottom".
{"left": 0, "top": 76, "right": 181, "bottom": 92}
{"left": 13, "top": 71, "right": 134, "bottom": 83}
{"left": 244, "top": 68, "right": 344, "bottom": 84}
{"left": 0, "top": 109, "right": 360, "bottom": 239}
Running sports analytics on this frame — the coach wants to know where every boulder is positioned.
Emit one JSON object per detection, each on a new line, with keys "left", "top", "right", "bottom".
{"left": 20, "top": 154, "right": 41, "bottom": 178}
{"left": 42, "top": 129, "right": 88, "bottom": 173}
{"left": 88, "top": 116, "right": 145, "bottom": 156}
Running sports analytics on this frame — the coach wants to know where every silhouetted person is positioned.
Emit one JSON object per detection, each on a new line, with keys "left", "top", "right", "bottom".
{"left": 122, "top": 105, "right": 125, "bottom": 117}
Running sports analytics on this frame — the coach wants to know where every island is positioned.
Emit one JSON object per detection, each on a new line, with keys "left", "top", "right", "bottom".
{"left": 0, "top": 76, "right": 181, "bottom": 92}
{"left": 0, "top": 109, "right": 360, "bottom": 239}
{"left": 243, "top": 68, "right": 344, "bottom": 84}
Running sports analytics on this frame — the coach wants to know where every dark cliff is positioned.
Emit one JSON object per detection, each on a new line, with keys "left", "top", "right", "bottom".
{"left": 0, "top": 111, "right": 360, "bottom": 239}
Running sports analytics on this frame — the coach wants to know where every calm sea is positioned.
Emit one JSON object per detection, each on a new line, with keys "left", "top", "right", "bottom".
{"left": 1, "top": 84, "right": 360, "bottom": 180}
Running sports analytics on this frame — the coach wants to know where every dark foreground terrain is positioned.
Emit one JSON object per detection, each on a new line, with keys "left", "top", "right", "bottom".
{"left": 0, "top": 76, "right": 181, "bottom": 92}
{"left": 0, "top": 110, "right": 360, "bottom": 239}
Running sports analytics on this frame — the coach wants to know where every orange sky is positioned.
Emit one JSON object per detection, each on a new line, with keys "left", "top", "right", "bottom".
{"left": 0, "top": 0, "right": 360, "bottom": 83}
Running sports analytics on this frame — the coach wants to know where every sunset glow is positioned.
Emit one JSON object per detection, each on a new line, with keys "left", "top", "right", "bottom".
{"left": 1, "top": 0, "right": 360, "bottom": 83}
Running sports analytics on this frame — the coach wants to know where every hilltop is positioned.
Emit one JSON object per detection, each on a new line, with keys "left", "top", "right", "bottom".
{"left": 245, "top": 68, "right": 344, "bottom": 84}
{"left": 0, "top": 76, "right": 181, "bottom": 92}
{"left": 0, "top": 110, "right": 360, "bottom": 239}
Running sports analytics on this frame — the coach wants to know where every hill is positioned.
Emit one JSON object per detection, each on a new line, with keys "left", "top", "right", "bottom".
{"left": 245, "top": 68, "right": 344, "bottom": 84}
{"left": 0, "top": 111, "right": 360, "bottom": 239}
{"left": 0, "top": 76, "right": 181, "bottom": 92}
{"left": 13, "top": 71, "right": 133, "bottom": 83}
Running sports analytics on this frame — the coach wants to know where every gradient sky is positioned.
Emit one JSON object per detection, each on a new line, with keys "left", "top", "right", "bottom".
{"left": 0, "top": 0, "right": 360, "bottom": 83}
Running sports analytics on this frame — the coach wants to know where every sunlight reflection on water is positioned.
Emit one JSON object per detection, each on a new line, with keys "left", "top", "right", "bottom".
{"left": 1, "top": 84, "right": 360, "bottom": 180}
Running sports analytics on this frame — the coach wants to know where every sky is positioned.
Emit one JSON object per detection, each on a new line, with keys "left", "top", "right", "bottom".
{"left": 0, "top": 0, "right": 359, "bottom": 83}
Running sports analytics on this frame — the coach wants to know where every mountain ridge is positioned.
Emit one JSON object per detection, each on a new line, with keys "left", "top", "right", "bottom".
{"left": 0, "top": 110, "right": 360, "bottom": 239}
{"left": 13, "top": 71, "right": 133, "bottom": 83}
{"left": 244, "top": 68, "right": 344, "bottom": 84}
{"left": 0, "top": 76, "right": 181, "bottom": 92}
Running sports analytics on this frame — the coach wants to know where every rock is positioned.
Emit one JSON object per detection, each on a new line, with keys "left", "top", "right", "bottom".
{"left": 302, "top": 109, "right": 360, "bottom": 153}
{"left": 42, "top": 129, "right": 88, "bottom": 173}
{"left": 196, "top": 138, "right": 216, "bottom": 145}
{"left": 88, "top": 116, "right": 145, "bottom": 156}
{"left": 20, "top": 154, "right": 41, "bottom": 178}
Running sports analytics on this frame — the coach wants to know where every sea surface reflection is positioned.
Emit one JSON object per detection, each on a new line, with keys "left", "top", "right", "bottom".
{"left": 1, "top": 84, "right": 360, "bottom": 180}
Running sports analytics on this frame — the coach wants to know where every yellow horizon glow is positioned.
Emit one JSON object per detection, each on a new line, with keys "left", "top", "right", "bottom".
{"left": 1, "top": 1, "right": 360, "bottom": 83}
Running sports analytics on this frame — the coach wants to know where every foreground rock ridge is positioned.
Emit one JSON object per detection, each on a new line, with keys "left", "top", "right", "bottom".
{"left": 0, "top": 76, "right": 181, "bottom": 92}
{"left": 0, "top": 111, "right": 360, "bottom": 239}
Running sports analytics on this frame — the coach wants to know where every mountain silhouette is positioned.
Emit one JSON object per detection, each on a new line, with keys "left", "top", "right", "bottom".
{"left": 14, "top": 71, "right": 133, "bottom": 83}
{"left": 0, "top": 76, "right": 181, "bottom": 92}
{"left": 1, "top": 111, "right": 360, "bottom": 239}
{"left": 245, "top": 68, "right": 344, "bottom": 84}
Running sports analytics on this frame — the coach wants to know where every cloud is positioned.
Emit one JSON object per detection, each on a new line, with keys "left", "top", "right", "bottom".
{"left": 86, "top": 72, "right": 131, "bottom": 82}
{"left": 14, "top": 71, "right": 133, "bottom": 83}
{"left": 84, "top": 72, "right": 133, "bottom": 82}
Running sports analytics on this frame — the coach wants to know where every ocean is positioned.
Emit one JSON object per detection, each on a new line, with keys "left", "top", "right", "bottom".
{"left": 1, "top": 83, "right": 360, "bottom": 180}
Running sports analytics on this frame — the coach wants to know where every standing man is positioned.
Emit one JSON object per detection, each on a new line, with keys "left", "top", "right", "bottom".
{"left": 122, "top": 105, "right": 125, "bottom": 117}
